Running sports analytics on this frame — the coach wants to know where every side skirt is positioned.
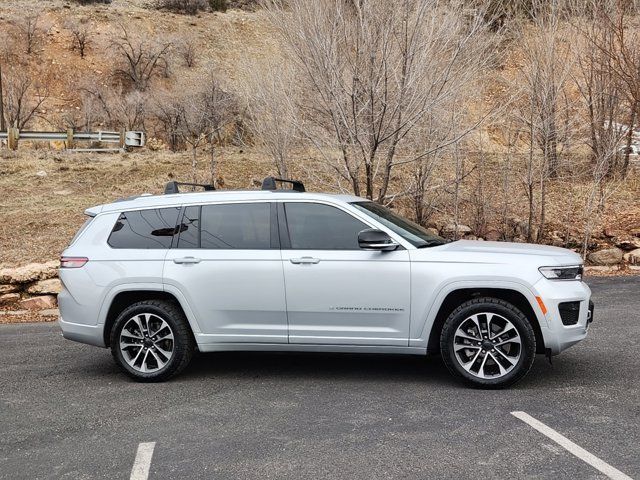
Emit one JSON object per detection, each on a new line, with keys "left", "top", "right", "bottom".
{"left": 196, "top": 342, "right": 428, "bottom": 356}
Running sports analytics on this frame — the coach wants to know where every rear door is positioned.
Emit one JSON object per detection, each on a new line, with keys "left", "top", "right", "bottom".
{"left": 163, "top": 201, "right": 288, "bottom": 344}
{"left": 279, "top": 201, "right": 411, "bottom": 346}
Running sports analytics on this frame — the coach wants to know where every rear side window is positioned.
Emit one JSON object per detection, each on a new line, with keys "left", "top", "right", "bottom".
{"left": 198, "top": 203, "right": 271, "bottom": 249}
{"left": 284, "top": 203, "right": 368, "bottom": 250}
{"left": 108, "top": 208, "right": 181, "bottom": 249}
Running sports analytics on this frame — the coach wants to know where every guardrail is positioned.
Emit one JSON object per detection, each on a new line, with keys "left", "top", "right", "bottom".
{"left": 0, "top": 128, "right": 145, "bottom": 151}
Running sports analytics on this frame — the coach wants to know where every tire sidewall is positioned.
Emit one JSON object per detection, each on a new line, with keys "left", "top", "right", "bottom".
{"left": 441, "top": 299, "right": 536, "bottom": 388}
{"left": 110, "top": 301, "right": 189, "bottom": 382}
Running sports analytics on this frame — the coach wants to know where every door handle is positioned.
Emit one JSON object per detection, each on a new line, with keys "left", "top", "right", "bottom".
{"left": 173, "top": 257, "right": 201, "bottom": 264}
{"left": 290, "top": 257, "right": 320, "bottom": 265}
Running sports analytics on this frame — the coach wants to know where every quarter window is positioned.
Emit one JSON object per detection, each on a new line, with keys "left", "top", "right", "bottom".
{"left": 284, "top": 203, "right": 368, "bottom": 250}
{"left": 199, "top": 203, "right": 271, "bottom": 249}
{"left": 108, "top": 208, "right": 181, "bottom": 249}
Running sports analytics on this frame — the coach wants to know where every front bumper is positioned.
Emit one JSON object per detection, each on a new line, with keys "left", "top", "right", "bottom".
{"left": 533, "top": 278, "right": 592, "bottom": 355}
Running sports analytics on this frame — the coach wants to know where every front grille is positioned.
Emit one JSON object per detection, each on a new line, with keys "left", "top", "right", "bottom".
{"left": 558, "top": 301, "right": 581, "bottom": 326}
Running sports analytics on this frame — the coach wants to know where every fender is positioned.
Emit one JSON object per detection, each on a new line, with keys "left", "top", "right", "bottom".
{"left": 409, "top": 279, "right": 548, "bottom": 348}
{"left": 97, "top": 282, "right": 203, "bottom": 337}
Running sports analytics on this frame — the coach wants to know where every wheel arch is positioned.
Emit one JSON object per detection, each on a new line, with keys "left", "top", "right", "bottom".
{"left": 102, "top": 289, "right": 198, "bottom": 348}
{"left": 425, "top": 287, "right": 546, "bottom": 355}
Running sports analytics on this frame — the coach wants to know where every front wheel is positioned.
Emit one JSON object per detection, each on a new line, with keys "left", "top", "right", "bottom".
{"left": 440, "top": 297, "right": 536, "bottom": 389}
{"left": 110, "top": 300, "right": 195, "bottom": 382}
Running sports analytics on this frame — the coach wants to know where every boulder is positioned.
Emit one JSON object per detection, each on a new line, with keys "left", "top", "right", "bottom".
{"left": 26, "top": 278, "right": 62, "bottom": 295}
{"left": 484, "top": 230, "right": 501, "bottom": 241}
{"left": 623, "top": 248, "right": 640, "bottom": 265}
{"left": 442, "top": 223, "right": 472, "bottom": 236}
{"left": 0, "top": 261, "right": 59, "bottom": 284}
{"left": 630, "top": 228, "right": 640, "bottom": 238}
{"left": 587, "top": 247, "right": 624, "bottom": 266}
{"left": 0, "top": 293, "right": 21, "bottom": 305}
{"left": 39, "top": 308, "right": 60, "bottom": 317}
{"left": 615, "top": 236, "right": 640, "bottom": 251}
{"left": 20, "top": 295, "right": 57, "bottom": 310}
{"left": 0, "top": 284, "right": 19, "bottom": 294}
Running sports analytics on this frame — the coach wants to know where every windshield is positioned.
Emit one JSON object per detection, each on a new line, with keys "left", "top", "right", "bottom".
{"left": 350, "top": 202, "right": 446, "bottom": 248}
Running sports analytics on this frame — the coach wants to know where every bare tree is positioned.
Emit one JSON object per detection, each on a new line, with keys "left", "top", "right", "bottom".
{"left": 264, "top": 0, "right": 494, "bottom": 202}
{"left": 2, "top": 67, "right": 49, "bottom": 129}
{"left": 67, "top": 19, "right": 93, "bottom": 58}
{"left": 584, "top": 1, "right": 640, "bottom": 176}
{"left": 111, "top": 24, "right": 172, "bottom": 91}
{"left": 15, "top": 11, "right": 43, "bottom": 55}
{"left": 511, "top": 0, "right": 578, "bottom": 241}
{"left": 238, "top": 58, "right": 298, "bottom": 177}
{"left": 178, "top": 72, "right": 236, "bottom": 184}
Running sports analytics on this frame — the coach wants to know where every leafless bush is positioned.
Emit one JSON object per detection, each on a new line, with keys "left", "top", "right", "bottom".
{"left": 153, "top": 90, "right": 185, "bottom": 151}
{"left": 177, "top": 36, "right": 198, "bottom": 68}
{"left": 14, "top": 11, "right": 44, "bottom": 55}
{"left": 238, "top": 58, "right": 298, "bottom": 177}
{"left": 1, "top": 67, "right": 49, "bottom": 129}
{"left": 177, "top": 71, "right": 237, "bottom": 183}
{"left": 157, "top": 0, "right": 209, "bottom": 14}
{"left": 66, "top": 19, "right": 93, "bottom": 58}
{"left": 111, "top": 24, "right": 172, "bottom": 91}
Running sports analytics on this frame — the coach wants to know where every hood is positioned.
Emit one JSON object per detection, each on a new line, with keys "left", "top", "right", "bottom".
{"left": 434, "top": 240, "right": 583, "bottom": 265}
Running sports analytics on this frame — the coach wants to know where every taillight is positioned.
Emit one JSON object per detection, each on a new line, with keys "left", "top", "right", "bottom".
{"left": 60, "top": 256, "right": 88, "bottom": 268}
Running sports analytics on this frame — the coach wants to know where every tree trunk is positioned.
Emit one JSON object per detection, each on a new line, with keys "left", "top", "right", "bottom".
{"left": 191, "top": 145, "right": 198, "bottom": 185}
{"left": 621, "top": 101, "right": 637, "bottom": 177}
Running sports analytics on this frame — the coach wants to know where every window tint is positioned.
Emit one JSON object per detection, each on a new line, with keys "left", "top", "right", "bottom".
{"left": 200, "top": 203, "right": 270, "bottom": 249}
{"left": 177, "top": 206, "right": 200, "bottom": 249}
{"left": 284, "top": 203, "right": 368, "bottom": 250}
{"left": 108, "top": 208, "right": 181, "bottom": 249}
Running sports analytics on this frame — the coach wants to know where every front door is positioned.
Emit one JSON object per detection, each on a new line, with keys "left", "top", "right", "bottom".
{"left": 164, "top": 201, "right": 288, "bottom": 344}
{"left": 279, "top": 202, "right": 411, "bottom": 346}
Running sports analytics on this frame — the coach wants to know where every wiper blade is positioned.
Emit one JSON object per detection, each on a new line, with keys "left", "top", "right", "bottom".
{"left": 416, "top": 240, "right": 446, "bottom": 248}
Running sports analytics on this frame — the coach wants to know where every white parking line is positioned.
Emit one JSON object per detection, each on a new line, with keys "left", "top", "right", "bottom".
{"left": 130, "top": 442, "right": 156, "bottom": 480}
{"left": 511, "top": 411, "right": 632, "bottom": 480}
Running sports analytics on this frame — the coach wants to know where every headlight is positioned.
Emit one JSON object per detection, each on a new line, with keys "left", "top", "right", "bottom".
{"left": 539, "top": 265, "right": 583, "bottom": 280}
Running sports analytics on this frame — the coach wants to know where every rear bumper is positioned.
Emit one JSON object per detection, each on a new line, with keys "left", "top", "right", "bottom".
{"left": 59, "top": 316, "right": 106, "bottom": 347}
{"left": 533, "top": 278, "right": 592, "bottom": 355}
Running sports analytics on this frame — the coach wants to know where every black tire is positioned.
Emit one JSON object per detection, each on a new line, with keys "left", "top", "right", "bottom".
{"left": 440, "top": 297, "right": 536, "bottom": 389}
{"left": 110, "top": 299, "right": 195, "bottom": 382}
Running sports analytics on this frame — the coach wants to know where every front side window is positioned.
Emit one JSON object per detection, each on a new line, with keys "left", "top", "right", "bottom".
{"left": 284, "top": 202, "right": 369, "bottom": 250}
{"left": 108, "top": 207, "right": 181, "bottom": 249}
{"left": 199, "top": 203, "right": 271, "bottom": 249}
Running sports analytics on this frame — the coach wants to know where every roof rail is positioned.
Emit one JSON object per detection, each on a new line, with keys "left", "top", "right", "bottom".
{"left": 261, "top": 177, "right": 305, "bottom": 192}
{"left": 164, "top": 181, "right": 215, "bottom": 194}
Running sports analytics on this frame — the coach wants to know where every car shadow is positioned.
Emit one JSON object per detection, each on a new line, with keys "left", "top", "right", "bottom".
{"left": 181, "top": 351, "right": 455, "bottom": 385}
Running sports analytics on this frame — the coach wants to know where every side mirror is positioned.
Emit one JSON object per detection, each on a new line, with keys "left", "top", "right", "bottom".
{"left": 358, "top": 229, "right": 399, "bottom": 251}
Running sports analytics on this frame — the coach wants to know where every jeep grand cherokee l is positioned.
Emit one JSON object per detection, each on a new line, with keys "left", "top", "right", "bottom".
{"left": 58, "top": 178, "right": 593, "bottom": 388}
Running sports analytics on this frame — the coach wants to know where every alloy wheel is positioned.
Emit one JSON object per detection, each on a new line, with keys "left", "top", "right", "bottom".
{"left": 119, "top": 313, "right": 175, "bottom": 373}
{"left": 452, "top": 312, "right": 522, "bottom": 379}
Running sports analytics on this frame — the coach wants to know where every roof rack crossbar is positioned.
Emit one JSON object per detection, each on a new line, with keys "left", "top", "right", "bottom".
{"left": 261, "top": 177, "right": 305, "bottom": 192}
{"left": 164, "top": 181, "right": 215, "bottom": 194}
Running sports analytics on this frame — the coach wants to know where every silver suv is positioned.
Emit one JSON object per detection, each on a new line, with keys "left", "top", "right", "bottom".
{"left": 59, "top": 178, "right": 593, "bottom": 388}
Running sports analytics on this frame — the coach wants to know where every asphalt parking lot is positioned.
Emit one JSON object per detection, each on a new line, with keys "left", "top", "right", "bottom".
{"left": 1, "top": 276, "right": 639, "bottom": 479}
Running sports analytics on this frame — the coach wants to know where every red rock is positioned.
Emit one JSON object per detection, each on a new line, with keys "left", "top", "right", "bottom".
{"left": 20, "top": 295, "right": 57, "bottom": 310}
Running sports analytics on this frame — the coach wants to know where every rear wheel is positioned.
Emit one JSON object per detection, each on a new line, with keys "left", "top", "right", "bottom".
{"left": 110, "top": 300, "right": 194, "bottom": 382}
{"left": 440, "top": 297, "right": 536, "bottom": 389}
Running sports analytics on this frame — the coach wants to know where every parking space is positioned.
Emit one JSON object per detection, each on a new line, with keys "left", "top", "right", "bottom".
{"left": 1, "top": 276, "right": 639, "bottom": 479}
